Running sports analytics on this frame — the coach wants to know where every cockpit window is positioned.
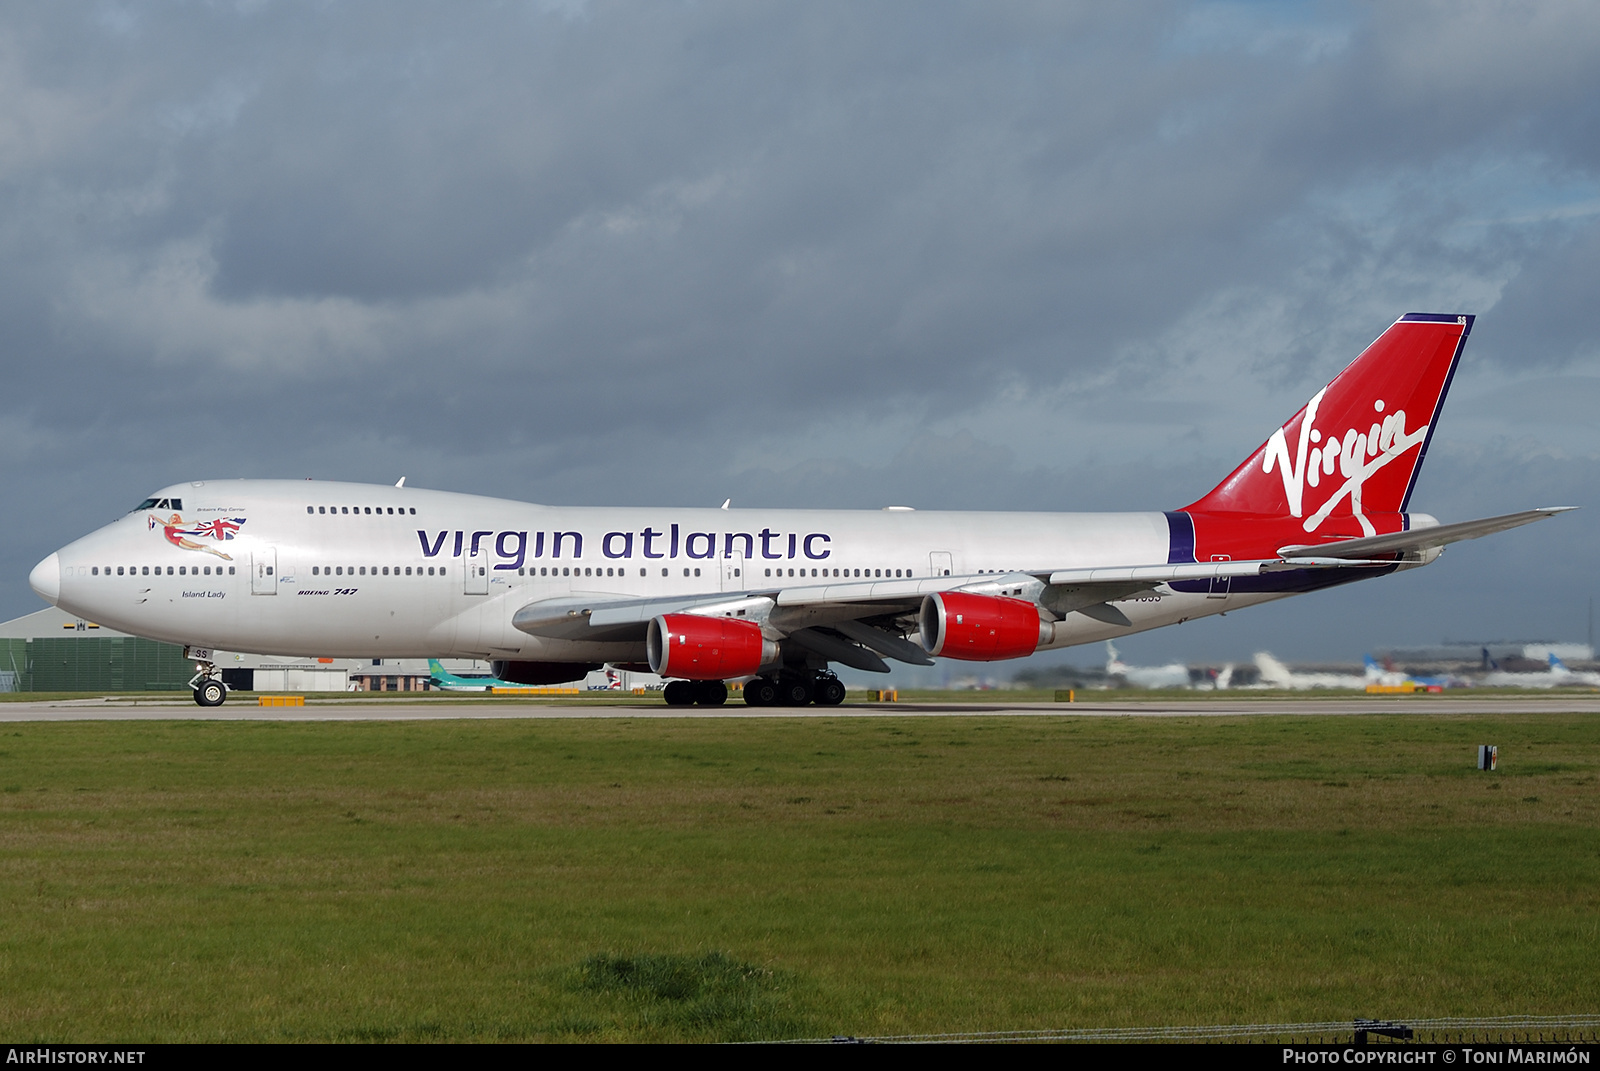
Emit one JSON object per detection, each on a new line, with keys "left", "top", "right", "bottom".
{"left": 132, "top": 497, "right": 183, "bottom": 513}
{"left": 134, "top": 498, "right": 160, "bottom": 512}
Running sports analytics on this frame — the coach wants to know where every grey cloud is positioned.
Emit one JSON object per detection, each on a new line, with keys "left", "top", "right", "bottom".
{"left": 1472, "top": 220, "right": 1600, "bottom": 367}
{"left": 2, "top": 1, "right": 1600, "bottom": 649}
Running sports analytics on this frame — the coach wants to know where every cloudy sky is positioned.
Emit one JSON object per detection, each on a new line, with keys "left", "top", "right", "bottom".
{"left": 3, "top": 1, "right": 1599, "bottom": 668}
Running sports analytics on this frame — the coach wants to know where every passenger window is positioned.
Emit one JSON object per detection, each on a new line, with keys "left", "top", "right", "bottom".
{"left": 336, "top": 567, "right": 343, "bottom": 576}
{"left": 683, "top": 568, "right": 690, "bottom": 577}
{"left": 167, "top": 566, "right": 174, "bottom": 575}
{"left": 540, "top": 567, "right": 547, "bottom": 576}
{"left": 205, "top": 566, "right": 212, "bottom": 575}
{"left": 409, "top": 508, "right": 416, "bottom": 515}
{"left": 661, "top": 568, "right": 668, "bottom": 576}
{"left": 640, "top": 568, "right": 647, "bottom": 576}
{"left": 306, "top": 506, "right": 313, "bottom": 514}
{"left": 92, "top": 567, "right": 98, "bottom": 576}
{"left": 405, "top": 567, "right": 411, "bottom": 575}
{"left": 117, "top": 567, "right": 124, "bottom": 576}
{"left": 694, "top": 568, "right": 701, "bottom": 577}
{"left": 142, "top": 566, "right": 149, "bottom": 575}
{"left": 266, "top": 567, "right": 273, "bottom": 576}
{"left": 341, "top": 507, "right": 348, "bottom": 514}
{"left": 440, "top": 566, "right": 446, "bottom": 576}
{"left": 364, "top": 507, "right": 372, "bottom": 515}
{"left": 312, "top": 567, "right": 319, "bottom": 576}
{"left": 359, "top": 567, "right": 366, "bottom": 575}
{"left": 734, "top": 568, "right": 740, "bottom": 577}
{"left": 318, "top": 506, "right": 326, "bottom": 514}
{"left": 229, "top": 567, "right": 235, "bottom": 575}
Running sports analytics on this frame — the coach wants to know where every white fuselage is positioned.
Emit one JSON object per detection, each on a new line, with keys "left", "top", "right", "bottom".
{"left": 38, "top": 479, "right": 1295, "bottom": 662}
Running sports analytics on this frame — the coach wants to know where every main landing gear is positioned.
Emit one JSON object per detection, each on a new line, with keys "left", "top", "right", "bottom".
{"left": 188, "top": 657, "right": 228, "bottom": 707}
{"left": 660, "top": 672, "right": 847, "bottom": 708}
{"left": 663, "top": 679, "right": 728, "bottom": 707}
{"left": 743, "top": 671, "right": 845, "bottom": 707}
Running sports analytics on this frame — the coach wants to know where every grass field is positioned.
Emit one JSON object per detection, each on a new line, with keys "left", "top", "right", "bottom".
{"left": 0, "top": 711, "right": 1596, "bottom": 1041}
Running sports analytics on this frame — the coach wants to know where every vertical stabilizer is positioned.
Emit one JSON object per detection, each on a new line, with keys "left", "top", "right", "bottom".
{"left": 1185, "top": 314, "right": 1471, "bottom": 536}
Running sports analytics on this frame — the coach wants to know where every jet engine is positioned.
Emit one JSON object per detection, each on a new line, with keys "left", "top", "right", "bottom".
{"left": 647, "top": 614, "right": 779, "bottom": 680}
{"left": 919, "top": 592, "right": 1051, "bottom": 661}
{"left": 491, "top": 660, "right": 602, "bottom": 686}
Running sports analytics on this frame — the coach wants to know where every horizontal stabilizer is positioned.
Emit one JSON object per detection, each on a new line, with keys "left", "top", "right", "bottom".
{"left": 1277, "top": 507, "right": 1574, "bottom": 560}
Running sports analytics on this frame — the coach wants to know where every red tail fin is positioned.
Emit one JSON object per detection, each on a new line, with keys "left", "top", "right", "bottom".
{"left": 1185, "top": 313, "right": 1471, "bottom": 537}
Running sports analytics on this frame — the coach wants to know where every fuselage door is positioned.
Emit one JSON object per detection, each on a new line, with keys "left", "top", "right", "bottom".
{"left": 252, "top": 548, "right": 277, "bottom": 595}
{"left": 929, "top": 551, "right": 953, "bottom": 577}
{"left": 1208, "top": 554, "right": 1231, "bottom": 599}
{"left": 464, "top": 547, "right": 489, "bottom": 595}
{"left": 722, "top": 552, "right": 745, "bottom": 592}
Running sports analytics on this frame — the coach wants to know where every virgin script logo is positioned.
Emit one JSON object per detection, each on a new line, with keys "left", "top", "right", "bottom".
{"left": 1260, "top": 389, "right": 1428, "bottom": 536}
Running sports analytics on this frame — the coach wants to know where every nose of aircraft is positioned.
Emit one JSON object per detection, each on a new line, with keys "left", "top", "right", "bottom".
{"left": 29, "top": 552, "right": 61, "bottom": 605}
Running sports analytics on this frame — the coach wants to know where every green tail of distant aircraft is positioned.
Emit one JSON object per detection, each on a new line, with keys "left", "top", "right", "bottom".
{"left": 427, "top": 659, "right": 521, "bottom": 691}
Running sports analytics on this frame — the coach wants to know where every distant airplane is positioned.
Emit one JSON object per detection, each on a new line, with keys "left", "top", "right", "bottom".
{"left": 1105, "top": 641, "right": 1193, "bottom": 689}
{"left": 28, "top": 313, "right": 1574, "bottom": 708}
{"left": 1480, "top": 653, "right": 1600, "bottom": 689}
{"left": 426, "top": 658, "right": 522, "bottom": 692}
{"left": 1362, "top": 654, "right": 1459, "bottom": 690}
{"left": 1253, "top": 652, "right": 1369, "bottom": 690}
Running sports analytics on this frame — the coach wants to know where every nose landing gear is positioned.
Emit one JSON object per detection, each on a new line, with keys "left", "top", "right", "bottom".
{"left": 185, "top": 647, "right": 228, "bottom": 707}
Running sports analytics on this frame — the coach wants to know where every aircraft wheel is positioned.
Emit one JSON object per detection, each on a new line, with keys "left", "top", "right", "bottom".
{"left": 663, "top": 680, "right": 695, "bottom": 706}
{"left": 815, "top": 677, "right": 846, "bottom": 706}
{"left": 744, "top": 677, "right": 777, "bottom": 706}
{"left": 777, "top": 676, "right": 813, "bottom": 706}
{"left": 194, "top": 679, "right": 227, "bottom": 707}
{"left": 694, "top": 680, "right": 728, "bottom": 706}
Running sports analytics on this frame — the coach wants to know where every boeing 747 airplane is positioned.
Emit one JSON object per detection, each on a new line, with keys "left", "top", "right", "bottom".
{"left": 28, "top": 314, "right": 1570, "bottom": 707}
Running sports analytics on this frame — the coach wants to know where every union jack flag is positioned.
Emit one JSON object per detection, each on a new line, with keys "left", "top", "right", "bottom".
{"left": 192, "top": 517, "right": 245, "bottom": 540}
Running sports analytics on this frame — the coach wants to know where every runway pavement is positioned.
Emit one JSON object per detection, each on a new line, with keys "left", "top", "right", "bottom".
{"left": 2, "top": 694, "right": 1598, "bottom": 721}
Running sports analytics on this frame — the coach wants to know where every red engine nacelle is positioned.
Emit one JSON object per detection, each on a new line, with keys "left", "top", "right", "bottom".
{"left": 919, "top": 592, "right": 1050, "bottom": 661}
{"left": 647, "top": 613, "right": 778, "bottom": 680}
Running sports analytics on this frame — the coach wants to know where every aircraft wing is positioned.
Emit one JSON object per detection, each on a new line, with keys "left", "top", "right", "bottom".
{"left": 1276, "top": 507, "right": 1574, "bottom": 560}
{"left": 509, "top": 555, "right": 1394, "bottom": 664}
